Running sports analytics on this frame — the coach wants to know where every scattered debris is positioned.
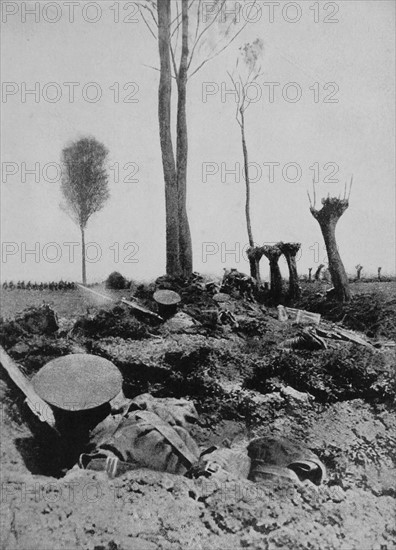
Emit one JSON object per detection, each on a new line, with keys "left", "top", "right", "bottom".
{"left": 205, "top": 281, "right": 221, "bottom": 294}
{"left": 221, "top": 268, "right": 255, "bottom": 301}
{"left": 121, "top": 297, "right": 163, "bottom": 322}
{"left": 330, "top": 326, "right": 373, "bottom": 347}
{"left": 15, "top": 304, "right": 59, "bottom": 335}
{"left": 277, "top": 305, "right": 288, "bottom": 322}
{"left": 162, "top": 312, "right": 199, "bottom": 333}
{"left": 213, "top": 293, "right": 231, "bottom": 303}
{"left": 77, "top": 283, "right": 163, "bottom": 322}
{"left": 282, "top": 306, "right": 321, "bottom": 325}
{"left": 247, "top": 437, "right": 327, "bottom": 486}
{"left": 0, "top": 345, "right": 57, "bottom": 429}
{"left": 218, "top": 309, "right": 239, "bottom": 328}
{"left": 279, "top": 328, "right": 327, "bottom": 351}
{"left": 73, "top": 305, "right": 151, "bottom": 339}
{"left": 277, "top": 305, "right": 321, "bottom": 325}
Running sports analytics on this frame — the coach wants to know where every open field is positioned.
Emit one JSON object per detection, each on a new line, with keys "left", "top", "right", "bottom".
{"left": 1, "top": 280, "right": 395, "bottom": 320}
{"left": 0, "top": 286, "right": 127, "bottom": 320}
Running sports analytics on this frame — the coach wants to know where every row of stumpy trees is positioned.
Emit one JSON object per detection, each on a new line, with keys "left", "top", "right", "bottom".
{"left": 60, "top": 0, "right": 352, "bottom": 302}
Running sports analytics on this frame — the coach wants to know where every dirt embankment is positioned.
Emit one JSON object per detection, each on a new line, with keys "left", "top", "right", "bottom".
{"left": 1, "top": 284, "right": 395, "bottom": 550}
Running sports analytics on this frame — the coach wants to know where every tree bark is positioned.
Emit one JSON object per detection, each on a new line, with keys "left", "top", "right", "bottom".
{"left": 158, "top": 0, "right": 181, "bottom": 276}
{"left": 262, "top": 245, "right": 283, "bottom": 302}
{"left": 320, "top": 220, "right": 351, "bottom": 302}
{"left": 279, "top": 242, "right": 301, "bottom": 300}
{"left": 176, "top": 0, "right": 193, "bottom": 278}
{"left": 81, "top": 226, "right": 86, "bottom": 285}
{"left": 310, "top": 198, "right": 351, "bottom": 302}
{"left": 315, "top": 264, "right": 324, "bottom": 280}
{"left": 246, "top": 246, "right": 263, "bottom": 285}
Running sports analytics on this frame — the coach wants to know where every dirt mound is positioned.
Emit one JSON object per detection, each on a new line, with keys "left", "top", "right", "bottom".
{"left": 245, "top": 346, "right": 396, "bottom": 403}
{"left": 73, "top": 304, "right": 152, "bottom": 340}
{"left": 1, "top": 291, "right": 396, "bottom": 549}
{"left": 296, "top": 287, "right": 396, "bottom": 341}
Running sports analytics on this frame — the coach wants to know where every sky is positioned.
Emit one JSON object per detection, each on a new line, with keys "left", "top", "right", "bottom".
{"left": 1, "top": 0, "right": 395, "bottom": 283}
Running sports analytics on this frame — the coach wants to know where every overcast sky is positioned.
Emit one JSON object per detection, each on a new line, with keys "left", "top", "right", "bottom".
{"left": 1, "top": 0, "right": 395, "bottom": 283}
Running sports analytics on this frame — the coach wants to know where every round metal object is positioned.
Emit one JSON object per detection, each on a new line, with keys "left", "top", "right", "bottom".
{"left": 153, "top": 289, "right": 181, "bottom": 305}
{"left": 32, "top": 354, "right": 123, "bottom": 411}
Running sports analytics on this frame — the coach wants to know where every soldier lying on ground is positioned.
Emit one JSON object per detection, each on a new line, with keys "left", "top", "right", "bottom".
{"left": 32, "top": 354, "right": 326, "bottom": 485}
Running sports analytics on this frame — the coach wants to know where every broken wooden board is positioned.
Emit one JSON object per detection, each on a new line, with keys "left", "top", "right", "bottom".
{"left": 285, "top": 307, "right": 321, "bottom": 325}
{"left": 0, "top": 346, "right": 57, "bottom": 430}
{"left": 332, "top": 327, "right": 373, "bottom": 348}
{"left": 76, "top": 283, "right": 114, "bottom": 302}
{"left": 76, "top": 284, "right": 163, "bottom": 322}
{"left": 121, "top": 298, "right": 163, "bottom": 322}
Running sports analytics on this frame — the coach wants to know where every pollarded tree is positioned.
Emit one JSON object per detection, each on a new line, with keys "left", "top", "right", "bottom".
{"left": 355, "top": 264, "right": 363, "bottom": 280}
{"left": 308, "top": 180, "right": 352, "bottom": 303}
{"left": 228, "top": 39, "right": 265, "bottom": 283}
{"left": 315, "top": 264, "right": 325, "bottom": 281}
{"left": 60, "top": 137, "right": 110, "bottom": 285}
{"left": 139, "top": 0, "right": 257, "bottom": 278}
{"left": 261, "top": 244, "right": 283, "bottom": 302}
{"left": 278, "top": 242, "right": 301, "bottom": 299}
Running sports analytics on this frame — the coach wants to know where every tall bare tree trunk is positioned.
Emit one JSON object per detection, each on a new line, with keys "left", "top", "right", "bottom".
{"left": 310, "top": 198, "right": 351, "bottom": 303}
{"left": 80, "top": 226, "right": 86, "bottom": 285}
{"left": 158, "top": 0, "right": 181, "bottom": 276}
{"left": 240, "top": 110, "right": 261, "bottom": 283}
{"left": 176, "top": 0, "right": 193, "bottom": 278}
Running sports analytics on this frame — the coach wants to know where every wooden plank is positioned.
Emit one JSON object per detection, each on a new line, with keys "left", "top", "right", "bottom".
{"left": 333, "top": 328, "right": 373, "bottom": 348}
{"left": 76, "top": 283, "right": 114, "bottom": 302}
{"left": 0, "top": 346, "right": 57, "bottom": 430}
{"left": 121, "top": 298, "right": 163, "bottom": 322}
{"left": 76, "top": 284, "right": 163, "bottom": 322}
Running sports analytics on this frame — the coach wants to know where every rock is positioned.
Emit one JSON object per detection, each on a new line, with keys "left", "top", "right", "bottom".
{"left": 281, "top": 386, "right": 312, "bottom": 403}
{"left": 162, "top": 312, "right": 198, "bottom": 333}
{"left": 213, "top": 293, "right": 231, "bottom": 303}
{"left": 9, "top": 342, "right": 30, "bottom": 356}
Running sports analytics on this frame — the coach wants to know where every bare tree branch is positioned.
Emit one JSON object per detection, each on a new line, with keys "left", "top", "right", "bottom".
{"left": 307, "top": 190, "right": 313, "bottom": 208}
{"left": 141, "top": 1, "right": 158, "bottom": 26}
{"left": 187, "top": 0, "right": 227, "bottom": 71}
{"left": 188, "top": 0, "right": 258, "bottom": 78}
{"left": 143, "top": 63, "right": 177, "bottom": 79}
{"left": 170, "top": 0, "right": 196, "bottom": 37}
{"left": 348, "top": 174, "right": 353, "bottom": 200}
{"left": 188, "top": 17, "right": 252, "bottom": 79}
{"left": 228, "top": 70, "right": 242, "bottom": 126}
{"left": 138, "top": 5, "right": 157, "bottom": 39}
{"left": 172, "top": 1, "right": 181, "bottom": 58}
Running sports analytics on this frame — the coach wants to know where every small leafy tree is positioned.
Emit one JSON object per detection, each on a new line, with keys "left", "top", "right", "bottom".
{"left": 60, "top": 137, "right": 110, "bottom": 284}
{"left": 106, "top": 271, "right": 127, "bottom": 290}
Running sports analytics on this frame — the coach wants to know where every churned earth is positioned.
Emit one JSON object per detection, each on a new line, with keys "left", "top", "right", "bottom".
{"left": 0, "top": 280, "right": 395, "bottom": 550}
